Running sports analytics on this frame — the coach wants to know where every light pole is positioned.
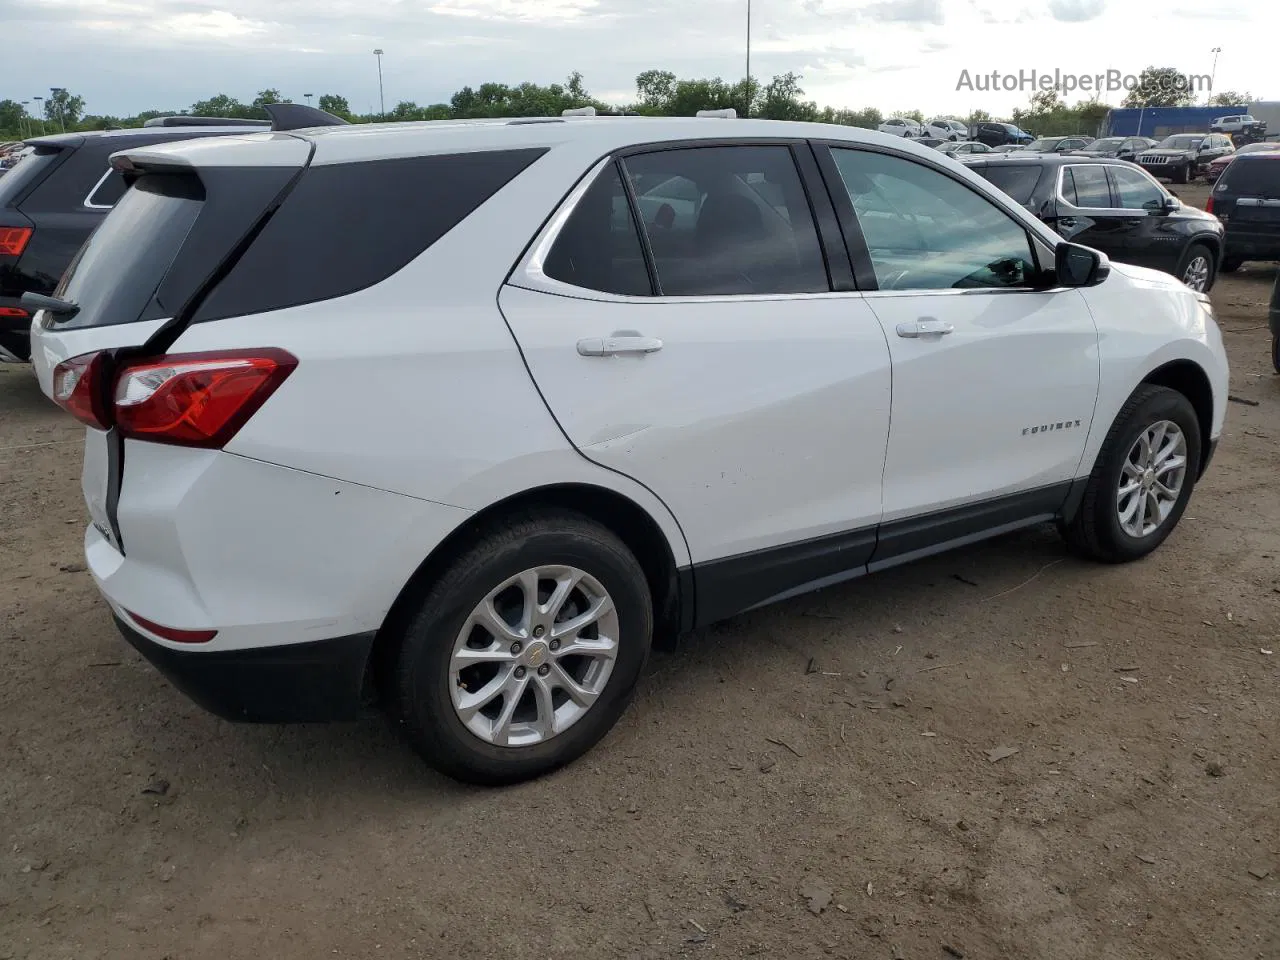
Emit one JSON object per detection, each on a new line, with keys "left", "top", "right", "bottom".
{"left": 50, "top": 87, "right": 66, "bottom": 133}
{"left": 32, "top": 97, "right": 45, "bottom": 135}
{"left": 1209, "top": 47, "right": 1221, "bottom": 104}
{"left": 373, "top": 49, "right": 385, "bottom": 118}
{"left": 744, "top": 0, "right": 751, "bottom": 118}
{"left": 304, "top": 93, "right": 313, "bottom": 106}
{"left": 19, "top": 101, "right": 30, "bottom": 138}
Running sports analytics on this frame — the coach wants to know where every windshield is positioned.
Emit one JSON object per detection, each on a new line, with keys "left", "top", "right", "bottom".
{"left": 1089, "top": 138, "right": 1123, "bottom": 151}
{"left": 1022, "top": 139, "right": 1057, "bottom": 152}
{"left": 1157, "top": 136, "right": 1204, "bottom": 150}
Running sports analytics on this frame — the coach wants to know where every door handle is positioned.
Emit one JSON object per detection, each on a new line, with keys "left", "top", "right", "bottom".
{"left": 576, "top": 336, "right": 664, "bottom": 357}
{"left": 1058, "top": 216, "right": 1077, "bottom": 229}
{"left": 896, "top": 318, "right": 954, "bottom": 339}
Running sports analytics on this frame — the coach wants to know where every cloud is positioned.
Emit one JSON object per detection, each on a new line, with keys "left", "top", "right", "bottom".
{"left": 863, "top": 0, "right": 943, "bottom": 23}
{"left": 1047, "top": 0, "right": 1105, "bottom": 22}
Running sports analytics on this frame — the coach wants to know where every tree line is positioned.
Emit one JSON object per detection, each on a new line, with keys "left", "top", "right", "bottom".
{"left": 0, "top": 66, "right": 1255, "bottom": 142}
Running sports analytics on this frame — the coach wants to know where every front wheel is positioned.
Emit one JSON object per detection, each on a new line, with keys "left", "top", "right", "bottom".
{"left": 1172, "top": 164, "right": 1190, "bottom": 185}
{"left": 393, "top": 510, "right": 653, "bottom": 785}
{"left": 1177, "top": 242, "right": 1216, "bottom": 292}
{"left": 1062, "top": 385, "right": 1201, "bottom": 563}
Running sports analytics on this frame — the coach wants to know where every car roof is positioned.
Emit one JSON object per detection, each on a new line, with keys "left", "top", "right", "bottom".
{"left": 111, "top": 115, "right": 956, "bottom": 168}
{"left": 963, "top": 153, "right": 1115, "bottom": 167}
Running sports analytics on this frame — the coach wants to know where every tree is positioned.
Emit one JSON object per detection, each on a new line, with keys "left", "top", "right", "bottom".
{"left": 318, "top": 94, "right": 351, "bottom": 118}
{"left": 1121, "top": 66, "right": 1197, "bottom": 108}
{"left": 252, "top": 89, "right": 291, "bottom": 108}
{"left": 190, "top": 94, "right": 251, "bottom": 119}
{"left": 759, "top": 72, "right": 818, "bottom": 122}
{"left": 0, "top": 99, "right": 25, "bottom": 133}
{"left": 1208, "top": 90, "right": 1253, "bottom": 107}
{"left": 44, "top": 88, "right": 85, "bottom": 129}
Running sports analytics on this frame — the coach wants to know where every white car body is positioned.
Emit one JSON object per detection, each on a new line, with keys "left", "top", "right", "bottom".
{"left": 1210, "top": 115, "right": 1259, "bottom": 133}
{"left": 878, "top": 117, "right": 925, "bottom": 138}
{"left": 27, "top": 113, "right": 1229, "bottom": 780}
{"left": 926, "top": 118, "right": 969, "bottom": 141}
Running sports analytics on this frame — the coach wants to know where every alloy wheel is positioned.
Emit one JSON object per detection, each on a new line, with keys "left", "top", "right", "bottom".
{"left": 1182, "top": 255, "right": 1211, "bottom": 292}
{"left": 449, "top": 565, "right": 619, "bottom": 747}
{"left": 1116, "top": 420, "right": 1188, "bottom": 538}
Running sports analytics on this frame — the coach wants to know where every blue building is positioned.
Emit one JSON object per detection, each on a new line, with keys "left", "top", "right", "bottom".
{"left": 1102, "top": 105, "right": 1248, "bottom": 138}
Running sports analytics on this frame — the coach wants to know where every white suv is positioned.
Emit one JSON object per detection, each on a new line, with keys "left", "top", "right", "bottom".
{"left": 926, "top": 118, "right": 968, "bottom": 141}
{"left": 1210, "top": 114, "right": 1261, "bottom": 134}
{"left": 28, "top": 110, "right": 1229, "bottom": 785}
{"left": 878, "top": 117, "right": 925, "bottom": 138}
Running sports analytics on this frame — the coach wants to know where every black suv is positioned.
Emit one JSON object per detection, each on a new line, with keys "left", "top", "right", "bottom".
{"left": 1069, "top": 136, "right": 1157, "bottom": 161}
{"left": 970, "top": 121, "right": 1035, "bottom": 147}
{"left": 1016, "top": 135, "right": 1095, "bottom": 155}
{"left": 1135, "top": 133, "right": 1235, "bottom": 185}
{"left": 1208, "top": 151, "right": 1280, "bottom": 273}
{"left": 962, "top": 154, "right": 1225, "bottom": 292}
{"left": 0, "top": 118, "right": 268, "bottom": 362}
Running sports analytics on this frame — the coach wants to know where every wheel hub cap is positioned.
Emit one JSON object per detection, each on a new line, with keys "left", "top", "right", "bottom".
{"left": 1116, "top": 420, "right": 1188, "bottom": 538}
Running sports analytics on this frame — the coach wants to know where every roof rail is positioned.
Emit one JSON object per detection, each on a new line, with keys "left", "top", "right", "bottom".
{"left": 262, "top": 102, "right": 351, "bottom": 131}
{"left": 142, "top": 116, "right": 269, "bottom": 128}
{"left": 562, "top": 106, "right": 597, "bottom": 117}
{"left": 696, "top": 108, "right": 738, "bottom": 119}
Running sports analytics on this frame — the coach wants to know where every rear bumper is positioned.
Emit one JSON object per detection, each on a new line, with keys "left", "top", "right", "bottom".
{"left": 1224, "top": 230, "right": 1280, "bottom": 261}
{"left": 114, "top": 614, "right": 375, "bottom": 722}
{"left": 0, "top": 299, "right": 30, "bottom": 362}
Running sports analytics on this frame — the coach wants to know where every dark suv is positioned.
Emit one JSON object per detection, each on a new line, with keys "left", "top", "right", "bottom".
{"left": 970, "top": 121, "right": 1035, "bottom": 147}
{"left": 0, "top": 118, "right": 268, "bottom": 362}
{"left": 1135, "top": 133, "right": 1235, "bottom": 185}
{"left": 962, "top": 154, "right": 1225, "bottom": 292}
{"left": 1207, "top": 151, "right": 1280, "bottom": 273}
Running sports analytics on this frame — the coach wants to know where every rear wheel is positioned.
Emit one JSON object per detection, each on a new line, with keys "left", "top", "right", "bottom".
{"left": 1272, "top": 336, "right": 1280, "bottom": 374}
{"left": 1062, "top": 385, "right": 1201, "bottom": 563}
{"left": 1172, "top": 163, "right": 1190, "bottom": 185}
{"left": 393, "top": 510, "right": 652, "bottom": 785}
{"left": 1177, "top": 242, "right": 1216, "bottom": 292}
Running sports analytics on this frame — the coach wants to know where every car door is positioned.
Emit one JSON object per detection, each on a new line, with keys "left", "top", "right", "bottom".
{"left": 1049, "top": 163, "right": 1140, "bottom": 260}
{"left": 499, "top": 142, "right": 893, "bottom": 622}
{"left": 1106, "top": 164, "right": 1179, "bottom": 270}
{"left": 813, "top": 144, "right": 1098, "bottom": 556}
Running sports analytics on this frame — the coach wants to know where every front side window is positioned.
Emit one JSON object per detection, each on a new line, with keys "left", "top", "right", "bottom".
{"left": 1110, "top": 166, "right": 1166, "bottom": 210}
{"left": 828, "top": 148, "right": 1038, "bottom": 292}
{"left": 1061, "top": 165, "right": 1112, "bottom": 208}
{"left": 620, "top": 145, "right": 829, "bottom": 296}
{"left": 1158, "top": 135, "right": 1204, "bottom": 151}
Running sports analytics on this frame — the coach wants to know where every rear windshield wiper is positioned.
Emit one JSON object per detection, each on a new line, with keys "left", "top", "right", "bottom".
{"left": 20, "top": 291, "right": 80, "bottom": 321}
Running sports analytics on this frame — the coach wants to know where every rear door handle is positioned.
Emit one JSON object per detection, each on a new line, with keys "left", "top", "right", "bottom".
{"left": 896, "top": 318, "right": 954, "bottom": 339}
{"left": 577, "top": 336, "right": 664, "bottom": 357}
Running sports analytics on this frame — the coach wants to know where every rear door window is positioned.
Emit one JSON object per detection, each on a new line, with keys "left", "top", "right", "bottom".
{"left": 50, "top": 173, "right": 204, "bottom": 329}
{"left": 85, "top": 169, "right": 128, "bottom": 208}
{"left": 1061, "top": 165, "right": 1112, "bottom": 208}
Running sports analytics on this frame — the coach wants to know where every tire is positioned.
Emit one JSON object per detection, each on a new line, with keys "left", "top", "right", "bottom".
{"left": 1062, "top": 384, "right": 1201, "bottom": 563}
{"left": 393, "top": 509, "right": 652, "bottom": 785}
{"left": 1176, "top": 242, "right": 1216, "bottom": 292}
{"left": 1272, "top": 336, "right": 1280, "bottom": 375}
{"left": 1172, "top": 163, "right": 1190, "bottom": 185}
{"left": 1220, "top": 257, "right": 1243, "bottom": 274}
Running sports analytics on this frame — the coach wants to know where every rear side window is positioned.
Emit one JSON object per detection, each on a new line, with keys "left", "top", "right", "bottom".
{"left": 1061, "top": 166, "right": 1112, "bottom": 208}
{"left": 1216, "top": 157, "right": 1280, "bottom": 195}
{"left": 195, "top": 148, "right": 547, "bottom": 322}
{"left": 51, "top": 173, "right": 204, "bottom": 330}
{"left": 970, "top": 164, "right": 1042, "bottom": 205}
{"left": 543, "top": 164, "right": 653, "bottom": 296}
{"left": 85, "top": 169, "right": 128, "bottom": 208}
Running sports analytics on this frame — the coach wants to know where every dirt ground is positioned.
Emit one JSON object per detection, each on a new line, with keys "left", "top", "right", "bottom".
{"left": 2, "top": 182, "right": 1278, "bottom": 960}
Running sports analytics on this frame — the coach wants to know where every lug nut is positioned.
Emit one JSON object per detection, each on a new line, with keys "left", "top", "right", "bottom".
{"left": 549, "top": 639, "right": 560, "bottom": 651}
{"left": 514, "top": 666, "right": 527, "bottom": 679}
{"left": 533, "top": 625, "right": 545, "bottom": 638}
{"left": 537, "top": 664, "right": 550, "bottom": 677}
{"left": 510, "top": 641, "right": 522, "bottom": 655}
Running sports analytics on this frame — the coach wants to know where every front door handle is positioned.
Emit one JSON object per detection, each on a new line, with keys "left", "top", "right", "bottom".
{"left": 577, "top": 335, "right": 664, "bottom": 357}
{"left": 1058, "top": 216, "right": 1077, "bottom": 230}
{"left": 896, "top": 318, "right": 954, "bottom": 339}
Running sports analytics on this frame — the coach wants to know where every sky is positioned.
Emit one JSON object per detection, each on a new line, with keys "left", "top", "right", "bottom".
{"left": 2, "top": 0, "right": 1277, "bottom": 119}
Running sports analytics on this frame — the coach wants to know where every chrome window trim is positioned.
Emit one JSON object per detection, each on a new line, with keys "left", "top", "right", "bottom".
{"left": 82, "top": 168, "right": 119, "bottom": 210}
{"left": 1056, "top": 163, "right": 1167, "bottom": 215}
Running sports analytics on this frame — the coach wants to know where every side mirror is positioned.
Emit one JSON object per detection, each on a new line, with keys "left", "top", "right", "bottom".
{"left": 1056, "top": 242, "right": 1110, "bottom": 288}
{"left": 1161, "top": 194, "right": 1180, "bottom": 210}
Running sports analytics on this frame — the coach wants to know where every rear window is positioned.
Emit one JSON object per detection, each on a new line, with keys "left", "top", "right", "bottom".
{"left": 1216, "top": 156, "right": 1280, "bottom": 196}
{"left": 0, "top": 146, "right": 60, "bottom": 207}
{"left": 50, "top": 173, "right": 204, "bottom": 329}
{"left": 194, "top": 148, "right": 547, "bottom": 322}
{"left": 85, "top": 169, "right": 128, "bottom": 208}
{"left": 970, "top": 164, "right": 1042, "bottom": 205}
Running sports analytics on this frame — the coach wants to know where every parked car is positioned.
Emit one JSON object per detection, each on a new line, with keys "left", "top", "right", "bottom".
{"left": 1135, "top": 133, "right": 1234, "bottom": 184}
{"left": 991, "top": 144, "right": 1023, "bottom": 153}
{"left": 937, "top": 140, "right": 992, "bottom": 156}
{"left": 1069, "top": 136, "right": 1157, "bottom": 161}
{"left": 1204, "top": 141, "right": 1280, "bottom": 182}
{"left": 926, "top": 118, "right": 968, "bottom": 141}
{"left": 970, "top": 121, "right": 1035, "bottom": 147}
{"left": 27, "top": 106, "right": 1228, "bottom": 785}
{"left": 0, "top": 116, "right": 271, "bottom": 363}
{"left": 1210, "top": 114, "right": 1265, "bottom": 135}
{"left": 879, "top": 117, "right": 925, "bottom": 138}
{"left": 1016, "top": 136, "right": 1096, "bottom": 155}
{"left": 1207, "top": 151, "right": 1280, "bottom": 273}
{"left": 915, "top": 137, "right": 946, "bottom": 149}
{"left": 962, "top": 154, "right": 1225, "bottom": 292}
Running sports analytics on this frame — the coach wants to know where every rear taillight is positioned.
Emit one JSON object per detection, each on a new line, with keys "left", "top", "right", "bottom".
{"left": 0, "top": 226, "right": 32, "bottom": 257}
{"left": 0, "top": 306, "right": 29, "bottom": 319}
{"left": 1205, "top": 196, "right": 1215, "bottom": 214}
{"left": 52, "top": 351, "right": 111, "bottom": 429}
{"left": 113, "top": 348, "right": 297, "bottom": 448}
{"left": 51, "top": 348, "right": 296, "bottom": 446}
{"left": 125, "top": 611, "right": 216, "bottom": 644}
